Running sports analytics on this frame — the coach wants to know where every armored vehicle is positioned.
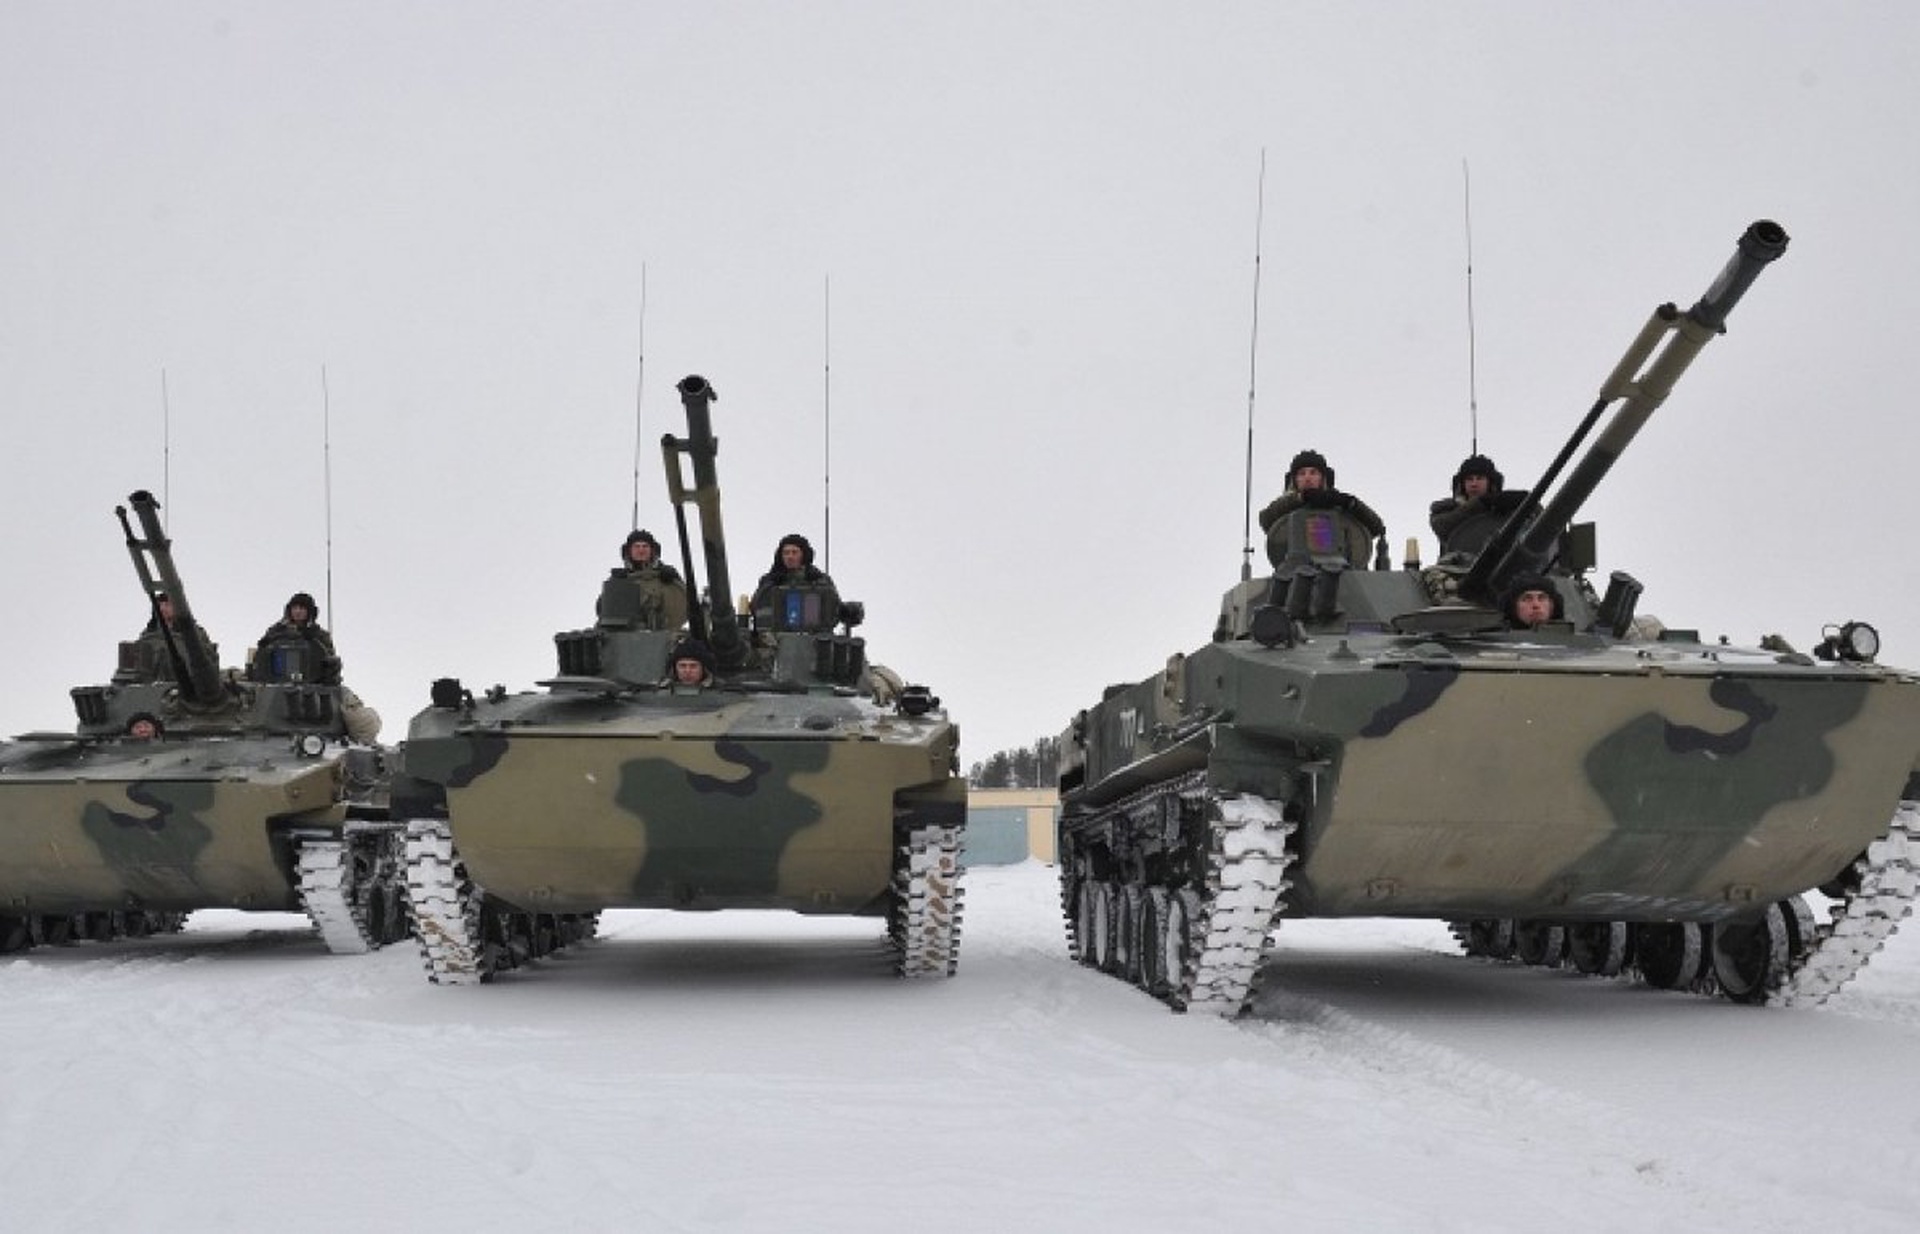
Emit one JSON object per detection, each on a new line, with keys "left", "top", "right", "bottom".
{"left": 0, "top": 492, "right": 401, "bottom": 956}
{"left": 1057, "top": 221, "right": 1920, "bottom": 1014}
{"left": 394, "top": 374, "right": 966, "bottom": 984}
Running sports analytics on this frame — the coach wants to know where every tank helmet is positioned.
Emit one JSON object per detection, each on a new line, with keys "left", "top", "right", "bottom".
{"left": 1498, "top": 571, "right": 1564, "bottom": 623}
{"left": 1286, "top": 448, "right": 1334, "bottom": 491}
{"left": 1453, "top": 454, "right": 1505, "bottom": 497}
{"left": 774, "top": 533, "right": 816, "bottom": 570}
{"left": 622, "top": 529, "right": 662, "bottom": 564}
{"left": 284, "top": 591, "right": 319, "bottom": 622}
{"left": 669, "top": 638, "right": 716, "bottom": 674}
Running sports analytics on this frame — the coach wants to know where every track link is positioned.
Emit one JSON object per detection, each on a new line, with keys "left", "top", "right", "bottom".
{"left": 1060, "top": 771, "right": 1296, "bottom": 1016}
{"left": 401, "top": 818, "right": 494, "bottom": 984}
{"left": 295, "top": 840, "right": 377, "bottom": 955}
{"left": 1779, "top": 801, "right": 1920, "bottom": 1006}
{"left": 890, "top": 822, "right": 966, "bottom": 977}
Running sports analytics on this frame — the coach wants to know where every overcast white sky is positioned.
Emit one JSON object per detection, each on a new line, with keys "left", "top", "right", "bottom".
{"left": 4, "top": 2, "right": 1917, "bottom": 761}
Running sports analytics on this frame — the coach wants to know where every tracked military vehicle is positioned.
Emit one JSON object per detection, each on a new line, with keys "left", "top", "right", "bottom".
{"left": 0, "top": 491, "right": 402, "bottom": 956}
{"left": 394, "top": 374, "right": 966, "bottom": 984}
{"left": 1058, "top": 221, "right": 1920, "bottom": 1014}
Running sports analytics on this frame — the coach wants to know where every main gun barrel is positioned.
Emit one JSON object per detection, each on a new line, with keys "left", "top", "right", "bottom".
{"left": 660, "top": 375, "right": 748, "bottom": 670}
{"left": 118, "top": 490, "right": 226, "bottom": 704}
{"left": 1466, "top": 220, "right": 1790, "bottom": 603}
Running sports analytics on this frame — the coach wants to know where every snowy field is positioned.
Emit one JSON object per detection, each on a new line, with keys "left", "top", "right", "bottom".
{"left": 5, "top": 860, "right": 1918, "bottom": 1233}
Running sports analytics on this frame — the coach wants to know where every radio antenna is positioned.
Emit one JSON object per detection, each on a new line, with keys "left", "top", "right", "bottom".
{"left": 1239, "top": 148, "right": 1267, "bottom": 582}
{"left": 1463, "top": 158, "right": 1480, "bottom": 455}
{"left": 823, "top": 274, "right": 832, "bottom": 573}
{"left": 321, "top": 364, "right": 336, "bottom": 629}
{"left": 160, "top": 368, "right": 172, "bottom": 531}
{"left": 631, "top": 263, "right": 649, "bottom": 530}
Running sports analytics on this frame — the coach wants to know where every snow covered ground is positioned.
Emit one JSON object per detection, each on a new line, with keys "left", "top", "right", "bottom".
{"left": 5, "top": 861, "right": 1918, "bottom": 1233}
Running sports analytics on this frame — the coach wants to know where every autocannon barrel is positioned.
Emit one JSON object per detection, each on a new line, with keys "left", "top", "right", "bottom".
{"left": 1469, "top": 220, "right": 1790, "bottom": 602}
{"left": 118, "top": 490, "right": 225, "bottom": 704}
{"left": 661, "top": 375, "right": 748, "bottom": 670}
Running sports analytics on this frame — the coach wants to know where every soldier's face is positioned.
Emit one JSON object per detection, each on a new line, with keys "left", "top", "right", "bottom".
{"left": 1462, "top": 474, "right": 1490, "bottom": 499}
{"left": 1514, "top": 591, "right": 1554, "bottom": 626}
{"left": 1294, "top": 467, "right": 1325, "bottom": 491}
{"left": 674, "top": 659, "right": 705, "bottom": 684}
{"left": 158, "top": 598, "right": 175, "bottom": 623}
{"left": 289, "top": 604, "right": 310, "bottom": 625}
{"left": 781, "top": 544, "right": 804, "bottom": 570}
{"left": 629, "top": 542, "right": 654, "bottom": 565}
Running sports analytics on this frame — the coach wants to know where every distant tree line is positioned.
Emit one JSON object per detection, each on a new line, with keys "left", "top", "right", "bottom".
{"left": 967, "top": 735, "right": 1060, "bottom": 789}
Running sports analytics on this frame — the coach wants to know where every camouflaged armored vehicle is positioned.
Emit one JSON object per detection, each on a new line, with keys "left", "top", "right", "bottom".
{"left": 0, "top": 491, "right": 402, "bottom": 957}
{"left": 393, "top": 374, "right": 966, "bottom": 984}
{"left": 1058, "top": 221, "right": 1920, "bottom": 1014}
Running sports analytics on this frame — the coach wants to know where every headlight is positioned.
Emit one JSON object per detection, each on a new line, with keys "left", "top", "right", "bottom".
{"left": 1815, "top": 620, "right": 1881, "bottom": 664}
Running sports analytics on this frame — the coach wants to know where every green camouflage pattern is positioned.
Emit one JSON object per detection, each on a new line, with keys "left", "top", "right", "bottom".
{"left": 394, "top": 686, "right": 963, "bottom": 915}
{"left": 0, "top": 734, "right": 348, "bottom": 914}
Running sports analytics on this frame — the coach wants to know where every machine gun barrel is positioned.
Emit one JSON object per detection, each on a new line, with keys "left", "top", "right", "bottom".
{"left": 117, "top": 490, "right": 226, "bottom": 704}
{"left": 1465, "top": 220, "right": 1789, "bottom": 604}
{"left": 660, "top": 375, "right": 748, "bottom": 670}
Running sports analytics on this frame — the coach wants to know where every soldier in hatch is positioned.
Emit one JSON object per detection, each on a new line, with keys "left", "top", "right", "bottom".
{"left": 1257, "top": 449, "right": 1386, "bottom": 568}
{"left": 665, "top": 639, "right": 716, "bottom": 689}
{"left": 1429, "top": 453, "right": 1525, "bottom": 558}
{"left": 1499, "top": 571, "right": 1565, "bottom": 629}
{"left": 131, "top": 593, "right": 218, "bottom": 684}
{"left": 750, "top": 533, "right": 843, "bottom": 633}
{"left": 597, "top": 529, "right": 688, "bottom": 632}
{"left": 249, "top": 590, "right": 383, "bottom": 743}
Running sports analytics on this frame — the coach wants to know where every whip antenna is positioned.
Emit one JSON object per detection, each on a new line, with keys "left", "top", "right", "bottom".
{"left": 321, "top": 364, "right": 335, "bottom": 629}
{"left": 632, "top": 264, "right": 649, "bottom": 529}
{"left": 160, "top": 368, "right": 172, "bottom": 531}
{"left": 823, "top": 274, "right": 832, "bottom": 573}
{"left": 1240, "top": 149, "right": 1267, "bottom": 582}
{"left": 1464, "top": 158, "right": 1480, "bottom": 455}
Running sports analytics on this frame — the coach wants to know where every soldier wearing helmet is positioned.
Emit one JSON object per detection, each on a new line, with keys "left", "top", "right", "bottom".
{"left": 597, "top": 529, "right": 689, "bottom": 632}
{"left": 1498, "top": 571, "right": 1565, "bottom": 629}
{"left": 1257, "top": 449, "right": 1386, "bottom": 568}
{"left": 665, "top": 638, "right": 717, "bottom": 689}
{"left": 1429, "top": 454, "right": 1524, "bottom": 558}
{"left": 751, "top": 533, "right": 844, "bottom": 633}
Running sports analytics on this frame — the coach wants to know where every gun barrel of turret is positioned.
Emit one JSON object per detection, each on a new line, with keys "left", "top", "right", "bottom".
{"left": 1474, "top": 220, "right": 1789, "bottom": 601}
{"left": 667, "top": 375, "right": 747, "bottom": 670}
{"left": 1688, "top": 220, "right": 1789, "bottom": 332}
{"left": 122, "top": 490, "right": 226, "bottom": 704}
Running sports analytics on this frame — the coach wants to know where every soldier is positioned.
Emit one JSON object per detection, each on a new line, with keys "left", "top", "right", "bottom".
{"left": 132, "top": 593, "right": 218, "bottom": 684}
{"left": 1499, "top": 571, "right": 1564, "bottom": 629}
{"left": 249, "top": 591, "right": 383, "bottom": 743}
{"left": 666, "top": 639, "right": 716, "bottom": 688}
{"left": 597, "top": 529, "right": 688, "bottom": 631}
{"left": 125, "top": 714, "right": 162, "bottom": 740}
{"left": 1429, "top": 454, "right": 1524, "bottom": 557}
{"left": 1257, "top": 449, "right": 1386, "bottom": 568}
{"left": 751, "top": 533, "right": 843, "bottom": 632}
{"left": 251, "top": 591, "right": 340, "bottom": 685}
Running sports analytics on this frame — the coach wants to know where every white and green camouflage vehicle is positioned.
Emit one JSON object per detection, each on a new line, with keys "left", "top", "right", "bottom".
{"left": 1059, "top": 221, "right": 1920, "bottom": 1014}
{"left": 0, "top": 492, "right": 401, "bottom": 956}
{"left": 393, "top": 374, "right": 966, "bottom": 984}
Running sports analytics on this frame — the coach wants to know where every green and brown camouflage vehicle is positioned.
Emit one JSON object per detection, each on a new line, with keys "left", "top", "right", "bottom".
{"left": 0, "top": 491, "right": 402, "bottom": 956}
{"left": 1057, "top": 220, "right": 1920, "bottom": 1014}
{"left": 393, "top": 374, "right": 966, "bottom": 984}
